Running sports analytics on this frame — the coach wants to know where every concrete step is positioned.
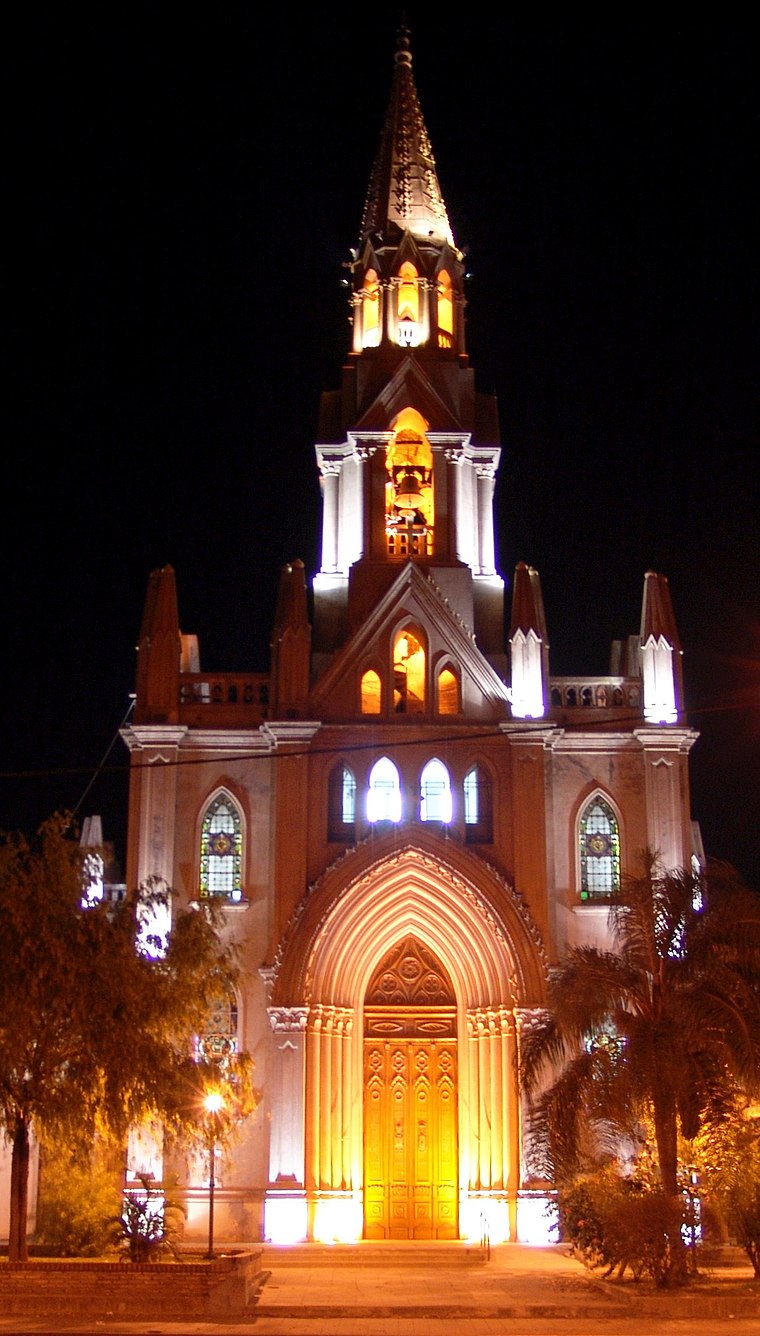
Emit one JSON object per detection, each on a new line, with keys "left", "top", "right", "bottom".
{"left": 261, "top": 1239, "right": 488, "bottom": 1266}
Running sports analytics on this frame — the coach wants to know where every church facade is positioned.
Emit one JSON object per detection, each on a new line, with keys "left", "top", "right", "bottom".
{"left": 121, "top": 29, "right": 699, "bottom": 1245}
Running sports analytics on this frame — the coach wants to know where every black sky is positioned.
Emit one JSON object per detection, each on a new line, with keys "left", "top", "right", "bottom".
{"left": 5, "top": 9, "right": 759, "bottom": 889}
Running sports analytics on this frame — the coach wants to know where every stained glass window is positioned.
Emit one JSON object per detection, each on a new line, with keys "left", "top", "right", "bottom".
{"left": 579, "top": 796, "right": 620, "bottom": 900}
{"left": 195, "top": 991, "right": 239, "bottom": 1069}
{"left": 200, "top": 793, "right": 242, "bottom": 901}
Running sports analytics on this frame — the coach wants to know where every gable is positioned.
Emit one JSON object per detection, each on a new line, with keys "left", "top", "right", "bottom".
{"left": 353, "top": 355, "right": 464, "bottom": 435}
{"left": 309, "top": 562, "right": 509, "bottom": 722}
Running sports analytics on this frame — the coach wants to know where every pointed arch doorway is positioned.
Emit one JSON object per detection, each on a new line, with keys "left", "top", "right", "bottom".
{"left": 363, "top": 935, "right": 457, "bottom": 1239}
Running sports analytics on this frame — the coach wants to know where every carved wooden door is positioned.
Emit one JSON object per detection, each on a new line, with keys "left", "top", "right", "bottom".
{"left": 363, "top": 934, "right": 458, "bottom": 1240}
{"left": 364, "top": 1036, "right": 458, "bottom": 1239}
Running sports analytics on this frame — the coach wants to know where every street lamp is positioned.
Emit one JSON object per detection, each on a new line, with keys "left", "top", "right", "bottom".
{"left": 203, "top": 1091, "right": 224, "bottom": 1259}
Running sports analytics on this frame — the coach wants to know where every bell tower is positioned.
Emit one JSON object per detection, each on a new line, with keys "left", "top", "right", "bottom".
{"left": 312, "top": 23, "right": 505, "bottom": 676}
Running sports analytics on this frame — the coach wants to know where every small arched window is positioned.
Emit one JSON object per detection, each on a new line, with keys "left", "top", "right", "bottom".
{"left": 328, "top": 762, "right": 356, "bottom": 840}
{"left": 367, "top": 757, "right": 402, "bottom": 824}
{"left": 361, "top": 268, "right": 380, "bottom": 348}
{"left": 393, "top": 627, "right": 426, "bottom": 714}
{"left": 397, "top": 261, "right": 419, "bottom": 322}
{"left": 420, "top": 759, "right": 452, "bottom": 824}
{"left": 361, "top": 668, "right": 382, "bottom": 714}
{"left": 437, "top": 269, "right": 454, "bottom": 347}
{"left": 437, "top": 667, "right": 459, "bottom": 715}
{"left": 464, "top": 764, "right": 493, "bottom": 843}
{"left": 200, "top": 793, "right": 243, "bottom": 901}
{"left": 579, "top": 795, "right": 621, "bottom": 900}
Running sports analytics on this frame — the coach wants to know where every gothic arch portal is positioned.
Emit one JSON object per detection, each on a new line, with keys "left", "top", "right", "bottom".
{"left": 267, "top": 834, "right": 547, "bottom": 1243}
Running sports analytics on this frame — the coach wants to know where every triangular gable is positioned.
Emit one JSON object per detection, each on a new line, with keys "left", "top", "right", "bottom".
{"left": 309, "top": 561, "right": 508, "bottom": 716}
{"left": 354, "top": 355, "right": 463, "bottom": 434}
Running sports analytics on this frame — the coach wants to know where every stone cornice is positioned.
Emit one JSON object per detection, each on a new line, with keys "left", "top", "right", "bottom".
{"left": 120, "top": 725, "right": 187, "bottom": 752}
{"left": 633, "top": 727, "right": 699, "bottom": 753}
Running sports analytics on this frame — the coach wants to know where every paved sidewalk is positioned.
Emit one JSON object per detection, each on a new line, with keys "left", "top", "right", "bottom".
{"left": 0, "top": 1241, "right": 757, "bottom": 1334}
{"left": 252, "top": 1240, "right": 759, "bottom": 1329}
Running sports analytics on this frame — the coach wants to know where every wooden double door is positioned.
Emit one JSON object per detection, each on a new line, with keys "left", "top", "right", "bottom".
{"left": 364, "top": 1033, "right": 458, "bottom": 1239}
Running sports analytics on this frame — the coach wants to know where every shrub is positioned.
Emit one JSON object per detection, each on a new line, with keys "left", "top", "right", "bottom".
{"left": 34, "top": 1146, "right": 121, "bottom": 1257}
{"left": 555, "top": 1169, "right": 689, "bottom": 1286}
{"left": 111, "top": 1174, "right": 185, "bottom": 1262}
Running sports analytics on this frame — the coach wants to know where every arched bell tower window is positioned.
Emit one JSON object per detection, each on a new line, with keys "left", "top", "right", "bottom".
{"left": 367, "top": 757, "right": 402, "bottom": 824}
{"left": 397, "top": 261, "right": 420, "bottom": 345}
{"left": 437, "top": 666, "right": 459, "bottom": 715}
{"left": 464, "top": 764, "right": 493, "bottom": 843}
{"left": 393, "top": 626, "right": 426, "bottom": 713}
{"left": 361, "top": 268, "right": 380, "bottom": 348}
{"left": 328, "top": 761, "right": 356, "bottom": 840}
{"left": 420, "top": 759, "right": 452, "bottom": 824}
{"left": 361, "top": 668, "right": 382, "bottom": 714}
{"left": 579, "top": 794, "right": 621, "bottom": 900}
{"left": 200, "top": 792, "right": 243, "bottom": 901}
{"left": 386, "top": 409, "right": 434, "bottom": 558}
{"left": 437, "top": 269, "right": 454, "bottom": 348}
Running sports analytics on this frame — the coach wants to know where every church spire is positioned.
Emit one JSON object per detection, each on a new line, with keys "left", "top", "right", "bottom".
{"left": 359, "top": 20, "right": 456, "bottom": 251}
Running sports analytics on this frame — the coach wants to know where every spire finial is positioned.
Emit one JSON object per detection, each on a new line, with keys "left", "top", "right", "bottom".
{"left": 396, "top": 14, "right": 411, "bottom": 64}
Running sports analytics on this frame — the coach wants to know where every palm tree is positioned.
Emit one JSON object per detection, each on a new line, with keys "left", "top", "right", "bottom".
{"left": 519, "top": 858, "right": 760, "bottom": 1199}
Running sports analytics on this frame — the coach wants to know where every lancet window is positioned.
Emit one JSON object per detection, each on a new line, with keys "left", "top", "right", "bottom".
{"left": 360, "top": 668, "right": 382, "bottom": 714}
{"left": 328, "top": 761, "right": 357, "bottom": 840}
{"left": 393, "top": 626, "right": 426, "bottom": 713}
{"left": 464, "top": 764, "right": 493, "bottom": 843}
{"left": 367, "top": 757, "right": 402, "bottom": 824}
{"left": 579, "top": 795, "right": 621, "bottom": 900}
{"left": 361, "top": 268, "right": 381, "bottom": 348}
{"left": 437, "top": 666, "right": 459, "bottom": 715}
{"left": 419, "top": 759, "right": 453, "bottom": 824}
{"left": 437, "top": 269, "right": 454, "bottom": 347}
{"left": 397, "top": 261, "right": 420, "bottom": 344}
{"left": 199, "top": 792, "right": 243, "bottom": 901}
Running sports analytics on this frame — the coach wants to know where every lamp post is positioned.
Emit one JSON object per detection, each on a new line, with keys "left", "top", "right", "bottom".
{"left": 203, "top": 1091, "right": 224, "bottom": 1259}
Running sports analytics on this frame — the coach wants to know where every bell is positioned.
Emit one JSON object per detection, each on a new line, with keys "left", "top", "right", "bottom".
{"left": 395, "top": 469, "right": 425, "bottom": 515}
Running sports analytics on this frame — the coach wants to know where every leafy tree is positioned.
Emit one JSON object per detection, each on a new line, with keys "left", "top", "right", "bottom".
{"left": 0, "top": 814, "right": 255, "bottom": 1261}
{"left": 519, "top": 857, "right": 760, "bottom": 1278}
{"left": 693, "top": 1093, "right": 760, "bottom": 1275}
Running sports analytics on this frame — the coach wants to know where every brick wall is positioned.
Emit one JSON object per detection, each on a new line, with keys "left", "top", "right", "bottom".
{"left": 0, "top": 1250, "right": 264, "bottom": 1319}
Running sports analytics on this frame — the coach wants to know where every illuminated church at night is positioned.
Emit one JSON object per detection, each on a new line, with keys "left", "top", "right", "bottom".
{"left": 121, "top": 27, "right": 699, "bottom": 1245}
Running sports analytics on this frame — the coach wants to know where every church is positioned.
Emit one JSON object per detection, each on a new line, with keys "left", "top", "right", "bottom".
{"left": 121, "top": 26, "right": 700, "bottom": 1246}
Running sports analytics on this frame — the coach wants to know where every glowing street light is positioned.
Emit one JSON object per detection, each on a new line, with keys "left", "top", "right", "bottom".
{"left": 203, "top": 1090, "right": 225, "bottom": 1259}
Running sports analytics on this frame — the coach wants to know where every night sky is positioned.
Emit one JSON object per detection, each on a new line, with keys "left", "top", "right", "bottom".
{"left": 5, "top": 9, "right": 759, "bottom": 890}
